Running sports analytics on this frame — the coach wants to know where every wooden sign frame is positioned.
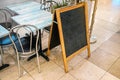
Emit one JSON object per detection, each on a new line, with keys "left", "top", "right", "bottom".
{"left": 47, "top": 2, "right": 90, "bottom": 72}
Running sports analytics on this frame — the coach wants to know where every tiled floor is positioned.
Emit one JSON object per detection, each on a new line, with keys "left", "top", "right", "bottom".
{"left": 0, "top": 0, "right": 120, "bottom": 80}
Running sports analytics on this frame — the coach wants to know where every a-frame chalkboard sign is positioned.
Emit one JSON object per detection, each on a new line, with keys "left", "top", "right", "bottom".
{"left": 47, "top": 2, "right": 90, "bottom": 72}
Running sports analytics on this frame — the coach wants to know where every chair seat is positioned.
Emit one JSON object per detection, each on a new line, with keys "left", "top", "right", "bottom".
{"left": 0, "top": 33, "right": 17, "bottom": 45}
{"left": 0, "top": 22, "right": 12, "bottom": 29}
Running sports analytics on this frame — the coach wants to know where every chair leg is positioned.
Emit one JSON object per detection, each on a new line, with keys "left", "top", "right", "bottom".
{"left": 36, "top": 52, "right": 40, "bottom": 72}
{"left": 16, "top": 52, "right": 21, "bottom": 77}
{"left": 0, "top": 46, "right": 4, "bottom": 65}
{"left": 9, "top": 46, "right": 22, "bottom": 77}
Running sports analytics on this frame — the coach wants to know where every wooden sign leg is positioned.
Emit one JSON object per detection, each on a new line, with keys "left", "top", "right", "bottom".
{"left": 46, "top": 48, "right": 50, "bottom": 56}
{"left": 85, "top": 2, "right": 91, "bottom": 58}
{"left": 62, "top": 52, "right": 69, "bottom": 72}
{"left": 87, "top": 45, "right": 91, "bottom": 57}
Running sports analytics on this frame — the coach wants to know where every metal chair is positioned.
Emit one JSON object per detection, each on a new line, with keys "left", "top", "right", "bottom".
{"left": 0, "top": 7, "right": 16, "bottom": 70}
{"left": 0, "top": 8, "right": 13, "bottom": 30}
{"left": 9, "top": 24, "right": 40, "bottom": 77}
{"left": 40, "top": 0, "right": 58, "bottom": 12}
{"left": 0, "top": 25, "right": 17, "bottom": 70}
{"left": 40, "top": 0, "right": 58, "bottom": 35}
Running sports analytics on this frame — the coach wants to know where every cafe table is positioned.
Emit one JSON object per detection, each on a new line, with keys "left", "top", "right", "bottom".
{"left": 11, "top": 10, "right": 52, "bottom": 29}
{"left": 0, "top": 25, "right": 9, "bottom": 70}
{"left": 7, "top": 1, "right": 42, "bottom": 15}
{"left": 11, "top": 10, "right": 52, "bottom": 61}
{"left": 0, "top": 25, "right": 9, "bottom": 38}
{"left": 6, "top": 0, "right": 53, "bottom": 61}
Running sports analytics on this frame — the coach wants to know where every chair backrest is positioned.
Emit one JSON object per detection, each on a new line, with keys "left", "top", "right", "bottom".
{"left": 40, "top": 0, "right": 46, "bottom": 4}
{"left": 9, "top": 24, "right": 39, "bottom": 57}
{"left": 40, "top": 0, "right": 58, "bottom": 12}
{"left": 0, "top": 8, "right": 13, "bottom": 30}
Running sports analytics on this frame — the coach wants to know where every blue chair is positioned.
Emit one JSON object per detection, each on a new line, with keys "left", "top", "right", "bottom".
{"left": 0, "top": 32, "right": 18, "bottom": 45}
{"left": 0, "top": 8, "right": 15, "bottom": 70}
{"left": 0, "top": 27, "right": 17, "bottom": 70}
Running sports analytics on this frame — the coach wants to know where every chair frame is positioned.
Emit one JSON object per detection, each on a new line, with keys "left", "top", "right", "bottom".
{"left": 0, "top": 24, "right": 17, "bottom": 70}
{"left": 40, "top": 0, "right": 58, "bottom": 12}
{"left": 9, "top": 24, "right": 40, "bottom": 77}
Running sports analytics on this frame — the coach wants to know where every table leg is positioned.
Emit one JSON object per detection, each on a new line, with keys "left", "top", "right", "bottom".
{"left": 27, "top": 30, "right": 49, "bottom": 61}
{"left": 0, "top": 64, "right": 9, "bottom": 70}
{"left": 0, "top": 47, "right": 9, "bottom": 70}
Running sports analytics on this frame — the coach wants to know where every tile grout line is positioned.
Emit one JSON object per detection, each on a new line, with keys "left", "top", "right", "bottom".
{"left": 96, "top": 17, "right": 120, "bottom": 27}
{"left": 50, "top": 53, "right": 81, "bottom": 80}
{"left": 68, "top": 71, "right": 82, "bottom": 80}
{"left": 99, "top": 56, "right": 120, "bottom": 80}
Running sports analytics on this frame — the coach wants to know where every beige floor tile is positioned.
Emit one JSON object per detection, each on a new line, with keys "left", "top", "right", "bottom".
{"left": 79, "top": 50, "right": 90, "bottom": 59}
{"left": 94, "top": 19, "right": 120, "bottom": 33}
{"left": 99, "top": 40, "right": 120, "bottom": 57}
{"left": 88, "top": 48, "right": 118, "bottom": 71}
{"left": 109, "top": 32, "right": 120, "bottom": 44}
{"left": 68, "top": 54, "right": 85, "bottom": 69}
{"left": 0, "top": 66, "right": 19, "bottom": 80}
{"left": 1, "top": 53, "right": 15, "bottom": 66}
{"left": 90, "top": 19, "right": 117, "bottom": 52}
{"left": 108, "top": 58, "right": 120, "bottom": 79}
{"left": 49, "top": 46, "right": 64, "bottom": 67}
{"left": 0, "top": 60, "right": 42, "bottom": 80}
{"left": 20, "top": 59, "right": 41, "bottom": 73}
{"left": 96, "top": 10, "right": 120, "bottom": 26}
{"left": 96, "top": 0, "right": 120, "bottom": 25}
{"left": 17, "top": 74, "right": 33, "bottom": 80}
{"left": 92, "top": 22, "right": 115, "bottom": 42}
{"left": 49, "top": 46, "right": 86, "bottom": 71}
{"left": 58, "top": 73, "right": 77, "bottom": 80}
{"left": 69, "top": 60, "right": 106, "bottom": 80}
{"left": 1, "top": 75, "right": 33, "bottom": 80}
{"left": 29, "top": 61, "right": 65, "bottom": 80}
{"left": 16, "top": 56, "right": 46, "bottom": 73}
{"left": 101, "top": 72, "right": 120, "bottom": 80}
{"left": 0, "top": 56, "right": 46, "bottom": 80}
{"left": 90, "top": 39, "right": 105, "bottom": 52}
{"left": 0, "top": 46, "right": 16, "bottom": 65}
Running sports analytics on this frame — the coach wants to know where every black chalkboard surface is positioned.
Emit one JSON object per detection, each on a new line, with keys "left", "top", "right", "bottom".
{"left": 60, "top": 6, "right": 87, "bottom": 57}
{"left": 47, "top": 2, "right": 90, "bottom": 72}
